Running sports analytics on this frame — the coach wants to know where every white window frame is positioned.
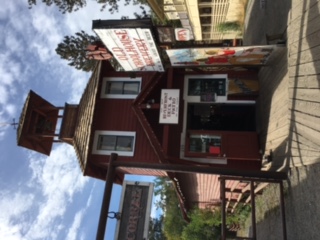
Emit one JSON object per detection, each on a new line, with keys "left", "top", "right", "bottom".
{"left": 101, "top": 77, "right": 142, "bottom": 99}
{"left": 92, "top": 130, "right": 136, "bottom": 156}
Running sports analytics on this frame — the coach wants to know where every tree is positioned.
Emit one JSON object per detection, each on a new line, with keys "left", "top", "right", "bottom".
{"left": 148, "top": 216, "right": 167, "bottom": 240}
{"left": 182, "top": 208, "right": 220, "bottom": 240}
{"left": 28, "top": 0, "right": 148, "bottom": 14}
{"left": 153, "top": 177, "right": 186, "bottom": 240}
{"left": 55, "top": 30, "right": 98, "bottom": 72}
{"left": 56, "top": 30, "right": 123, "bottom": 72}
{"left": 28, "top": 0, "right": 86, "bottom": 13}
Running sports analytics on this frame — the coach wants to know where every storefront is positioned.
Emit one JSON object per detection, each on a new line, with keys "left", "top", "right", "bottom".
{"left": 180, "top": 74, "right": 260, "bottom": 165}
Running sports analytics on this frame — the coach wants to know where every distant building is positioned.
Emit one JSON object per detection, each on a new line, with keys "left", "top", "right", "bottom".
{"left": 147, "top": 0, "right": 243, "bottom": 43}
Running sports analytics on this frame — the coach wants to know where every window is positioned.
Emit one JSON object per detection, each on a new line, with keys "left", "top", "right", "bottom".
{"left": 101, "top": 77, "right": 141, "bottom": 99}
{"left": 188, "top": 78, "right": 226, "bottom": 96}
{"left": 92, "top": 131, "right": 136, "bottom": 156}
{"left": 189, "top": 134, "right": 221, "bottom": 154}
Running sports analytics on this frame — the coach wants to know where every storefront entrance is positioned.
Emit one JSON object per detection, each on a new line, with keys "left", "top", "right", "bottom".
{"left": 187, "top": 103, "right": 256, "bottom": 132}
{"left": 183, "top": 103, "right": 260, "bottom": 161}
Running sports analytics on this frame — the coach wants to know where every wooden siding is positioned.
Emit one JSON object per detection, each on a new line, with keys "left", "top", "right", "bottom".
{"left": 60, "top": 104, "right": 78, "bottom": 143}
{"left": 175, "top": 173, "right": 253, "bottom": 211}
{"left": 88, "top": 67, "right": 162, "bottom": 175}
{"left": 259, "top": 0, "right": 320, "bottom": 170}
{"left": 166, "top": 69, "right": 185, "bottom": 157}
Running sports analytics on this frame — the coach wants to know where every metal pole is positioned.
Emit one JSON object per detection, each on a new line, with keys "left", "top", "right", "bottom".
{"left": 250, "top": 181, "right": 257, "bottom": 240}
{"left": 113, "top": 161, "right": 288, "bottom": 181}
{"left": 218, "top": 175, "right": 286, "bottom": 183}
{"left": 96, "top": 153, "right": 117, "bottom": 240}
{"left": 279, "top": 181, "right": 287, "bottom": 240}
{"left": 220, "top": 178, "right": 226, "bottom": 240}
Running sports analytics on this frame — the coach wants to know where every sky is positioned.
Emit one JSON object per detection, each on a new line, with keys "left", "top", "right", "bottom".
{"left": 0, "top": 1, "right": 158, "bottom": 239}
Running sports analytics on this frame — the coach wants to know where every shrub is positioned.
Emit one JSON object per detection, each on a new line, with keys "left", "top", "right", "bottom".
{"left": 217, "top": 21, "right": 241, "bottom": 32}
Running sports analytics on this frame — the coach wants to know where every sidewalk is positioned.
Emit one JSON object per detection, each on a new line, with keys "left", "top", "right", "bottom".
{"left": 243, "top": 0, "right": 290, "bottom": 45}
{"left": 241, "top": 0, "right": 320, "bottom": 239}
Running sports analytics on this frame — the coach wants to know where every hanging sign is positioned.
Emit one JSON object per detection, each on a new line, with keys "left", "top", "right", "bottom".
{"left": 159, "top": 89, "right": 180, "bottom": 124}
{"left": 175, "top": 28, "right": 191, "bottom": 41}
{"left": 94, "top": 28, "right": 164, "bottom": 72}
{"left": 114, "top": 181, "right": 154, "bottom": 240}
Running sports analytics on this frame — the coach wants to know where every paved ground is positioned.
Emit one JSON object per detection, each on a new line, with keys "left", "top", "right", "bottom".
{"left": 243, "top": 0, "right": 291, "bottom": 46}
{"left": 241, "top": 0, "right": 320, "bottom": 239}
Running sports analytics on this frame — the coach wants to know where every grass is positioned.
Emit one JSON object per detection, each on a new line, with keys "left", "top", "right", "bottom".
{"left": 237, "top": 183, "right": 289, "bottom": 237}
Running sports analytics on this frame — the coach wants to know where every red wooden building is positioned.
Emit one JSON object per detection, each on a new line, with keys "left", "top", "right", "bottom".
{"left": 17, "top": 59, "right": 262, "bottom": 212}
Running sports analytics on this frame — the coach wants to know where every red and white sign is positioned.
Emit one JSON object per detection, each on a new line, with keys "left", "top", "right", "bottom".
{"left": 159, "top": 89, "right": 180, "bottom": 124}
{"left": 174, "top": 28, "right": 191, "bottom": 41}
{"left": 94, "top": 28, "right": 164, "bottom": 72}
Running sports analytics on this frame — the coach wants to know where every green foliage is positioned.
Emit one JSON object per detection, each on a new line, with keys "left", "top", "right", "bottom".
{"left": 149, "top": 216, "right": 167, "bottom": 240}
{"left": 28, "top": 0, "right": 86, "bottom": 13}
{"left": 153, "top": 177, "right": 186, "bottom": 240}
{"left": 217, "top": 21, "right": 241, "bottom": 32}
{"left": 28, "top": 0, "right": 148, "bottom": 14}
{"left": 152, "top": 177, "right": 252, "bottom": 239}
{"left": 55, "top": 30, "right": 97, "bottom": 72}
{"left": 230, "top": 204, "right": 251, "bottom": 225}
{"left": 182, "top": 208, "right": 219, "bottom": 240}
{"left": 122, "top": 6, "right": 150, "bottom": 19}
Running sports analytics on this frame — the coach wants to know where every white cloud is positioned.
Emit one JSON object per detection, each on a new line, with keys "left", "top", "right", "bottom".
{"left": 0, "top": 85, "right": 9, "bottom": 105}
{"left": 5, "top": 104, "right": 17, "bottom": 116}
{"left": 0, "top": 1, "right": 16, "bottom": 20}
{"left": 0, "top": 1, "right": 151, "bottom": 239}
{"left": 5, "top": 31, "right": 24, "bottom": 54}
{"left": 0, "top": 191, "right": 34, "bottom": 240}
{"left": 66, "top": 209, "right": 85, "bottom": 240}
{"left": 22, "top": 145, "right": 88, "bottom": 239}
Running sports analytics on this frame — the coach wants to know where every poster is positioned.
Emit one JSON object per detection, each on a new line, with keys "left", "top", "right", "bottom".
{"left": 166, "top": 45, "right": 277, "bottom": 67}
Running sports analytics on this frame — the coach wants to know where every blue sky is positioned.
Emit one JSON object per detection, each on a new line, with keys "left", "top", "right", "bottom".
{"left": 0, "top": 1, "right": 158, "bottom": 239}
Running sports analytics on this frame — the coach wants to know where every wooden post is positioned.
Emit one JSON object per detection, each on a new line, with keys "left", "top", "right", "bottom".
{"left": 96, "top": 153, "right": 117, "bottom": 240}
{"left": 279, "top": 181, "right": 287, "bottom": 240}
{"left": 220, "top": 178, "right": 227, "bottom": 240}
{"left": 250, "top": 181, "right": 257, "bottom": 240}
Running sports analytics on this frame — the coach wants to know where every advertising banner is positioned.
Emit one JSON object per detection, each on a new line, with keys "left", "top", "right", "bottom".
{"left": 166, "top": 45, "right": 277, "bottom": 67}
{"left": 94, "top": 28, "right": 164, "bottom": 72}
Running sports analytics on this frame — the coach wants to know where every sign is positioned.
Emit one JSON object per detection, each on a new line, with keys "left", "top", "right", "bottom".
{"left": 228, "top": 78, "right": 259, "bottom": 95}
{"left": 156, "top": 27, "right": 175, "bottom": 43}
{"left": 159, "top": 89, "right": 180, "bottom": 124}
{"left": 166, "top": 45, "right": 278, "bottom": 67}
{"left": 94, "top": 28, "right": 164, "bottom": 72}
{"left": 175, "top": 28, "right": 191, "bottom": 41}
{"left": 114, "top": 181, "right": 154, "bottom": 240}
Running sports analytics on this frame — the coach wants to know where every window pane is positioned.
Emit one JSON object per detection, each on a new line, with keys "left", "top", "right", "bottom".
{"left": 106, "top": 82, "right": 123, "bottom": 94}
{"left": 98, "top": 135, "right": 116, "bottom": 150}
{"left": 188, "top": 78, "right": 226, "bottom": 96}
{"left": 123, "top": 82, "right": 140, "bottom": 94}
{"left": 189, "top": 134, "right": 221, "bottom": 153}
{"left": 116, "top": 136, "right": 134, "bottom": 151}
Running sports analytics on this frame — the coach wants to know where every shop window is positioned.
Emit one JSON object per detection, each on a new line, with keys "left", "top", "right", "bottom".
{"left": 92, "top": 131, "right": 136, "bottom": 156}
{"left": 188, "top": 78, "right": 226, "bottom": 96}
{"left": 101, "top": 77, "right": 141, "bottom": 99}
{"left": 186, "top": 133, "right": 222, "bottom": 157}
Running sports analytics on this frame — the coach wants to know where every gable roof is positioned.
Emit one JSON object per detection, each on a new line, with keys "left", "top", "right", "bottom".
{"left": 73, "top": 62, "right": 101, "bottom": 174}
{"left": 132, "top": 72, "right": 168, "bottom": 163}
